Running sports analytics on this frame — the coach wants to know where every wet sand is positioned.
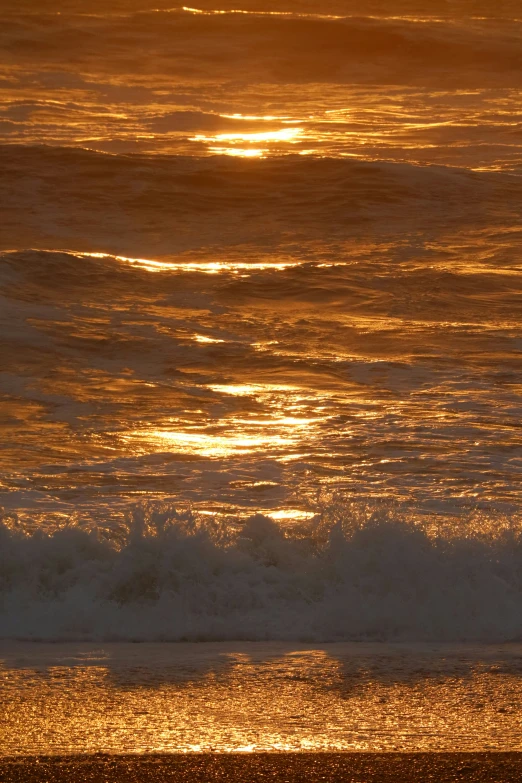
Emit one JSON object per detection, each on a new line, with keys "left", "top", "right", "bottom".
{"left": 1, "top": 754, "right": 522, "bottom": 782}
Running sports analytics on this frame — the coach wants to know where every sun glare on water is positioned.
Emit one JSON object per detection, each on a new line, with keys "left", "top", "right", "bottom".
{"left": 73, "top": 251, "right": 299, "bottom": 274}
{"left": 209, "top": 147, "right": 266, "bottom": 158}
{"left": 192, "top": 127, "right": 303, "bottom": 157}
{"left": 122, "top": 382, "right": 329, "bottom": 460}
{"left": 128, "top": 411, "right": 323, "bottom": 459}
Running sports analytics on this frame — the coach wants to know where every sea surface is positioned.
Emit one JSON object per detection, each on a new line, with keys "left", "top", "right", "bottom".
{"left": 0, "top": 0, "right": 521, "bottom": 645}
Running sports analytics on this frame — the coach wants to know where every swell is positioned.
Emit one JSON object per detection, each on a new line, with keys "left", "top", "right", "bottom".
{"left": 2, "top": 507, "right": 522, "bottom": 642}
{"left": 4, "top": 1, "right": 522, "bottom": 17}
{"left": 1, "top": 146, "right": 518, "bottom": 254}
{"left": 2, "top": 10, "right": 522, "bottom": 86}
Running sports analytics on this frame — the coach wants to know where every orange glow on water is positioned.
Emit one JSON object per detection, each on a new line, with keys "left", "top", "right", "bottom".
{"left": 72, "top": 251, "right": 299, "bottom": 274}
{"left": 181, "top": 7, "right": 343, "bottom": 20}
{"left": 4, "top": 644, "right": 522, "bottom": 754}
{"left": 127, "top": 403, "right": 324, "bottom": 458}
{"left": 2, "top": 0, "right": 522, "bottom": 541}
{"left": 208, "top": 147, "right": 266, "bottom": 158}
{"left": 193, "top": 128, "right": 303, "bottom": 157}
{"left": 195, "top": 129, "right": 302, "bottom": 144}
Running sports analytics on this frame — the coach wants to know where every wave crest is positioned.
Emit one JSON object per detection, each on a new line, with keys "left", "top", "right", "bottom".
{"left": 2, "top": 503, "right": 522, "bottom": 643}
{"left": 4, "top": 10, "right": 522, "bottom": 86}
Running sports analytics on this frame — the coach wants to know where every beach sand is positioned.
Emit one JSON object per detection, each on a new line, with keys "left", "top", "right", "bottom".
{"left": 1, "top": 754, "right": 522, "bottom": 782}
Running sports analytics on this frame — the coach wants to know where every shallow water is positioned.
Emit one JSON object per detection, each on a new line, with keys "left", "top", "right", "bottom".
{"left": 2, "top": 641, "right": 522, "bottom": 754}
{"left": 0, "top": 0, "right": 521, "bottom": 644}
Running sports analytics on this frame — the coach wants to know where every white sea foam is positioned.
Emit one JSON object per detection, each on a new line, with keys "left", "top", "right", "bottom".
{"left": 2, "top": 505, "right": 522, "bottom": 643}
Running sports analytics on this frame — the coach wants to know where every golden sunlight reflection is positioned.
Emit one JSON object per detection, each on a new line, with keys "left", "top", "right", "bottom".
{"left": 123, "top": 379, "right": 331, "bottom": 460}
{"left": 194, "top": 129, "right": 302, "bottom": 143}
{"left": 196, "top": 506, "right": 314, "bottom": 522}
{"left": 221, "top": 113, "right": 293, "bottom": 122}
{"left": 193, "top": 334, "right": 225, "bottom": 344}
{"left": 4, "top": 644, "right": 522, "bottom": 754}
{"left": 208, "top": 383, "right": 299, "bottom": 396}
{"left": 136, "top": 428, "right": 295, "bottom": 457}
{"left": 127, "top": 410, "right": 322, "bottom": 459}
{"left": 192, "top": 128, "right": 303, "bottom": 156}
{"left": 267, "top": 509, "right": 315, "bottom": 521}
{"left": 209, "top": 147, "right": 266, "bottom": 158}
{"left": 74, "top": 251, "right": 299, "bottom": 274}
{"left": 4, "top": 65, "right": 521, "bottom": 170}
{"left": 182, "top": 7, "right": 342, "bottom": 20}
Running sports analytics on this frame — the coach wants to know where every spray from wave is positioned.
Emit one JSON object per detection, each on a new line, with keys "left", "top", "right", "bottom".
{"left": 2, "top": 501, "right": 522, "bottom": 643}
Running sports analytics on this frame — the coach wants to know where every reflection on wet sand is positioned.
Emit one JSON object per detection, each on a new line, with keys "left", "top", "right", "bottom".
{"left": 3, "top": 642, "right": 522, "bottom": 754}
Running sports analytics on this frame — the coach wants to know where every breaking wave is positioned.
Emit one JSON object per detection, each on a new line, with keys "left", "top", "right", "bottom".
{"left": 2, "top": 504, "right": 522, "bottom": 643}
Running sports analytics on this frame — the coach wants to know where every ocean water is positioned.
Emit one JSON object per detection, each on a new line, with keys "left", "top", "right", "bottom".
{"left": 1, "top": 0, "right": 521, "bottom": 644}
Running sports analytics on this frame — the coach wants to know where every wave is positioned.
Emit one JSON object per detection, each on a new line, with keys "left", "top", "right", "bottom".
{"left": 3, "top": 9, "right": 522, "bottom": 86}
{"left": 1, "top": 504, "right": 522, "bottom": 643}
{"left": 4, "top": 1, "right": 522, "bottom": 19}
{"left": 2, "top": 146, "right": 517, "bottom": 255}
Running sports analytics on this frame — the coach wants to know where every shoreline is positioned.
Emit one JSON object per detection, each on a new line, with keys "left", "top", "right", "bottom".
{"left": 2, "top": 754, "right": 522, "bottom": 782}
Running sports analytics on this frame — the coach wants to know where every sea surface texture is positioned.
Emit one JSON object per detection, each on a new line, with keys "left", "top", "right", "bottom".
{"left": 0, "top": 0, "right": 521, "bottom": 642}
